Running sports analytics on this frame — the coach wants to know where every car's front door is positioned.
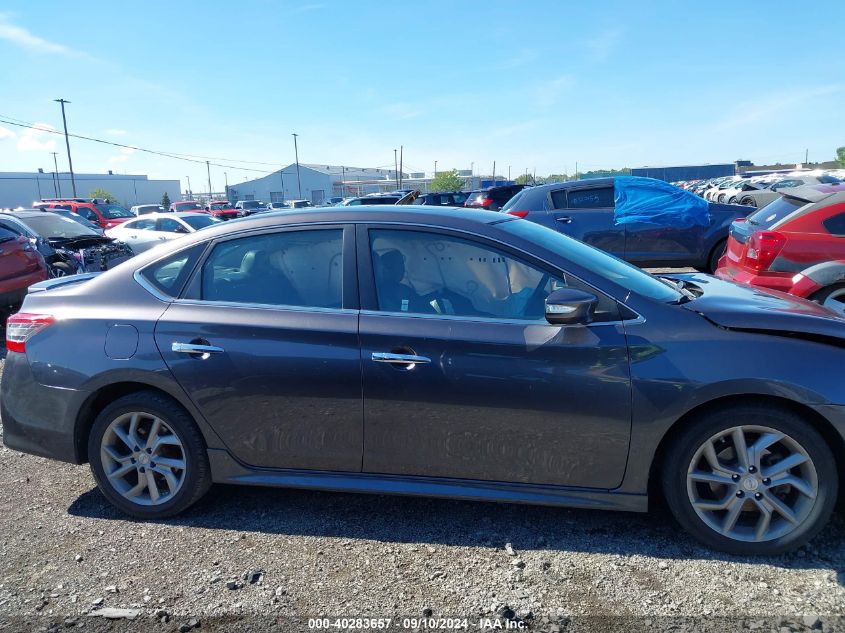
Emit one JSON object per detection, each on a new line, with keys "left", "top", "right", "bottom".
{"left": 154, "top": 225, "right": 363, "bottom": 471}
{"left": 357, "top": 225, "right": 632, "bottom": 488}
{"left": 548, "top": 185, "right": 625, "bottom": 257}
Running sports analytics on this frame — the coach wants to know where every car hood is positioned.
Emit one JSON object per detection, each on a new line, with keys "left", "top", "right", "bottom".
{"left": 669, "top": 273, "right": 845, "bottom": 342}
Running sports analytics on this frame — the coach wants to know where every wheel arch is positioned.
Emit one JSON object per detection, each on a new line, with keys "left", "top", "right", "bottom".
{"left": 73, "top": 379, "right": 224, "bottom": 463}
{"left": 647, "top": 394, "right": 845, "bottom": 507}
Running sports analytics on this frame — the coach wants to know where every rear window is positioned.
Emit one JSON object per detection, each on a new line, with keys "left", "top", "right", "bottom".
{"left": 566, "top": 187, "right": 615, "bottom": 209}
{"left": 746, "top": 196, "right": 808, "bottom": 230}
{"left": 139, "top": 244, "right": 204, "bottom": 298}
{"left": 822, "top": 212, "right": 845, "bottom": 236}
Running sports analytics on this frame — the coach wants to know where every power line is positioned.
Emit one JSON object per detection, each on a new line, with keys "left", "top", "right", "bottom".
{"left": 0, "top": 115, "right": 279, "bottom": 173}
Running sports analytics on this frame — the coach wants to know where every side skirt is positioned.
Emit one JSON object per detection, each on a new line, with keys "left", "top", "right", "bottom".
{"left": 208, "top": 449, "right": 648, "bottom": 512}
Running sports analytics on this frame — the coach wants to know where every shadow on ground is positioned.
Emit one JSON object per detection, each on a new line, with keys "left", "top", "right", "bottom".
{"left": 68, "top": 482, "right": 845, "bottom": 582}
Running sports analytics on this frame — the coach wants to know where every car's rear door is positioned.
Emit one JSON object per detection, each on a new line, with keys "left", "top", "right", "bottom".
{"left": 154, "top": 225, "right": 363, "bottom": 471}
{"left": 357, "top": 224, "right": 631, "bottom": 488}
{"left": 548, "top": 185, "right": 625, "bottom": 256}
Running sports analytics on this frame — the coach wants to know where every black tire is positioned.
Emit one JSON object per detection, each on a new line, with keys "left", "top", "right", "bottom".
{"left": 87, "top": 390, "right": 211, "bottom": 518}
{"left": 707, "top": 239, "right": 727, "bottom": 273}
{"left": 662, "top": 403, "right": 837, "bottom": 555}
{"left": 809, "top": 283, "right": 845, "bottom": 314}
{"left": 740, "top": 197, "right": 757, "bottom": 208}
{"left": 49, "top": 261, "right": 77, "bottom": 278}
{"left": 728, "top": 197, "right": 738, "bottom": 204}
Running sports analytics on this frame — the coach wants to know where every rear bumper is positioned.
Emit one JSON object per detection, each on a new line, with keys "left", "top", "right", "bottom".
{"left": 715, "top": 266, "right": 796, "bottom": 293}
{"left": 0, "top": 352, "right": 87, "bottom": 464}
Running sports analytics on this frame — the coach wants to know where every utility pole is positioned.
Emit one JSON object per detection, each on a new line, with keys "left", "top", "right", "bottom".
{"left": 394, "top": 149, "right": 399, "bottom": 189}
{"left": 341, "top": 166, "right": 346, "bottom": 197}
{"left": 805, "top": 148, "right": 809, "bottom": 166}
{"left": 51, "top": 152, "right": 61, "bottom": 197}
{"left": 186, "top": 175, "right": 193, "bottom": 200}
{"left": 492, "top": 161, "right": 496, "bottom": 187}
{"left": 292, "top": 133, "right": 302, "bottom": 199}
{"left": 434, "top": 160, "right": 437, "bottom": 176}
{"left": 54, "top": 99, "right": 76, "bottom": 197}
{"left": 206, "top": 161, "right": 213, "bottom": 200}
{"left": 279, "top": 168, "right": 285, "bottom": 202}
{"left": 399, "top": 146, "right": 403, "bottom": 189}
{"left": 508, "top": 165, "right": 511, "bottom": 181}
{"left": 575, "top": 161, "right": 578, "bottom": 180}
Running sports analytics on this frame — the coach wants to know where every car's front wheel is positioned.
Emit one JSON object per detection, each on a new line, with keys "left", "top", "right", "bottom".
{"left": 740, "top": 196, "right": 757, "bottom": 207}
{"left": 88, "top": 391, "right": 211, "bottom": 518}
{"left": 663, "top": 404, "right": 837, "bottom": 555}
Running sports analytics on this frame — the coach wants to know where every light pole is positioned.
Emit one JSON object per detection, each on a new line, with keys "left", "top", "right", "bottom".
{"left": 394, "top": 149, "right": 399, "bottom": 189}
{"left": 186, "top": 176, "right": 193, "bottom": 200}
{"left": 54, "top": 99, "right": 77, "bottom": 197}
{"left": 292, "top": 133, "right": 302, "bottom": 199}
{"left": 51, "top": 151, "right": 61, "bottom": 197}
{"left": 206, "top": 160, "right": 213, "bottom": 200}
{"left": 434, "top": 160, "right": 437, "bottom": 176}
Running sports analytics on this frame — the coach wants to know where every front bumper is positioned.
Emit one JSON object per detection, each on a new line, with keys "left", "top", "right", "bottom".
{"left": 1, "top": 352, "right": 88, "bottom": 464}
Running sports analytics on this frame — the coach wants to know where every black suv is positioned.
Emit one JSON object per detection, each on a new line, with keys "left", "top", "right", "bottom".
{"left": 415, "top": 192, "right": 469, "bottom": 207}
{"left": 464, "top": 185, "right": 525, "bottom": 211}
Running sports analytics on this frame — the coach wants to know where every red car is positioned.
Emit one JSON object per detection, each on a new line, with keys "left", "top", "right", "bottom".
{"left": 36, "top": 198, "right": 134, "bottom": 230}
{"left": 205, "top": 200, "right": 240, "bottom": 220}
{"left": 0, "top": 226, "right": 48, "bottom": 313}
{"left": 169, "top": 201, "right": 205, "bottom": 213}
{"left": 716, "top": 184, "right": 845, "bottom": 315}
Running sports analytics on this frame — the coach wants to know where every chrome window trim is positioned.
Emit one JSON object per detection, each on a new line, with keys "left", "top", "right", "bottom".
{"left": 133, "top": 269, "right": 171, "bottom": 303}
{"left": 360, "top": 309, "right": 641, "bottom": 328}
{"left": 173, "top": 297, "right": 355, "bottom": 315}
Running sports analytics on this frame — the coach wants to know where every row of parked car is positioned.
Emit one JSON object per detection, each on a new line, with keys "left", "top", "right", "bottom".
{"left": 673, "top": 170, "right": 844, "bottom": 207}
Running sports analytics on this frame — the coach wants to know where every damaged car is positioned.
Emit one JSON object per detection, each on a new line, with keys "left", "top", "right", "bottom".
{"left": 0, "top": 210, "right": 134, "bottom": 277}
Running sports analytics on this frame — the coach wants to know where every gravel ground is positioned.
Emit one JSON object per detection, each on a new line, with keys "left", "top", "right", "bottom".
{"left": 1, "top": 337, "right": 845, "bottom": 633}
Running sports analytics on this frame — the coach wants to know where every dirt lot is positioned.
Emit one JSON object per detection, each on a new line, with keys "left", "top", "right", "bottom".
{"left": 1, "top": 348, "right": 845, "bottom": 633}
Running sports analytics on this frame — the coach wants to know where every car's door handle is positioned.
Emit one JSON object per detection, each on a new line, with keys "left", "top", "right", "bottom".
{"left": 172, "top": 342, "right": 225, "bottom": 355}
{"left": 371, "top": 352, "right": 431, "bottom": 365}
{"left": 556, "top": 216, "right": 573, "bottom": 223}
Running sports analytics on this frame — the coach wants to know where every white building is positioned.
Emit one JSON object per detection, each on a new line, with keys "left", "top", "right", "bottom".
{"left": 227, "top": 164, "right": 405, "bottom": 205}
{"left": 0, "top": 171, "right": 181, "bottom": 208}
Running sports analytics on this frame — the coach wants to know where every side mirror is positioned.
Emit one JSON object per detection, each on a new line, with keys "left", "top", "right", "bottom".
{"left": 544, "top": 288, "right": 597, "bottom": 326}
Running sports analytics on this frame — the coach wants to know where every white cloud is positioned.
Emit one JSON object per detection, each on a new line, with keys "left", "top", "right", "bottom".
{"left": 585, "top": 28, "right": 623, "bottom": 62}
{"left": 119, "top": 147, "right": 136, "bottom": 155}
{"left": 16, "top": 123, "right": 57, "bottom": 152}
{"left": 105, "top": 128, "right": 128, "bottom": 136}
{"left": 380, "top": 102, "right": 424, "bottom": 120}
{"left": 0, "top": 126, "right": 16, "bottom": 140}
{"left": 108, "top": 147, "right": 137, "bottom": 164}
{"left": 0, "top": 14, "right": 92, "bottom": 58}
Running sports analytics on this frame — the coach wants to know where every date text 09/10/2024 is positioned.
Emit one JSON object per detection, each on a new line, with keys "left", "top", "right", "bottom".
{"left": 307, "top": 617, "right": 527, "bottom": 630}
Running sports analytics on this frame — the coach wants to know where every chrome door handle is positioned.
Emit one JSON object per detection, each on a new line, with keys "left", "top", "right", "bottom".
{"left": 556, "top": 216, "right": 573, "bottom": 223}
{"left": 172, "top": 342, "right": 225, "bottom": 354}
{"left": 371, "top": 352, "right": 430, "bottom": 365}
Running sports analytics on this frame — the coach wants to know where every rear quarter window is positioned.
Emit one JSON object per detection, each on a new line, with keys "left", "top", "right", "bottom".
{"left": 139, "top": 244, "right": 205, "bottom": 298}
{"left": 822, "top": 212, "right": 845, "bottom": 236}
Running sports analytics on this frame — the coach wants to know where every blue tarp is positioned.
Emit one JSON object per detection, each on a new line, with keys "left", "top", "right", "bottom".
{"left": 613, "top": 176, "right": 710, "bottom": 228}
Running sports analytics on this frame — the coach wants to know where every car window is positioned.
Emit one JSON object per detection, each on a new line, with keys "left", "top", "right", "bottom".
{"left": 201, "top": 229, "right": 343, "bottom": 308}
{"left": 130, "top": 218, "right": 157, "bottom": 231}
{"left": 0, "top": 220, "right": 24, "bottom": 236}
{"left": 452, "top": 193, "right": 468, "bottom": 204}
{"left": 566, "top": 187, "right": 615, "bottom": 209}
{"left": 139, "top": 244, "right": 205, "bottom": 298}
{"left": 369, "top": 229, "right": 618, "bottom": 322}
{"left": 822, "top": 212, "right": 845, "bottom": 236}
{"left": 157, "top": 218, "right": 188, "bottom": 233}
{"left": 74, "top": 206, "right": 98, "bottom": 221}
{"left": 550, "top": 190, "right": 568, "bottom": 209}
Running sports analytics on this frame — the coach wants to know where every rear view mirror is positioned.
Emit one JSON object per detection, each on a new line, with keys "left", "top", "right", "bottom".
{"left": 544, "top": 288, "right": 597, "bottom": 325}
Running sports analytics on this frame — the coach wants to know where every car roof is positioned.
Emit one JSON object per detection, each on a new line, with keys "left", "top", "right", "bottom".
{"left": 782, "top": 184, "right": 845, "bottom": 204}
{"left": 1, "top": 209, "right": 55, "bottom": 218}
{"left": 519, "top": 178, "right": 615, "bottom": 192}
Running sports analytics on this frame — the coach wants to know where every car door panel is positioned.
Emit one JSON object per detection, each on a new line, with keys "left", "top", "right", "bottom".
{"left": 357, "top": 225, "right": 632, "bottom": 489}
{"left": 548, "top": 187, "right": 625, "bottom": 257}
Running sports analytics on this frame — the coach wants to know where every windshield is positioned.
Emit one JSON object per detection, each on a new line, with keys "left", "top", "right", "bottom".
{"left": 18, "top": 213, "right": 100, "bottom": 238}
{"left": 209, "top": 203, "right": 231, "bottom": 210}
{"left": 177, "top": 202, "right": 204, "bottom": 210}
{"left": 242, "top": 201, "right": 261, "bottom": 208}
{"left": 182, "top": 215, "right": 222, "bottom": 230}
{"left": 94, "top": 203, "right": 133, "bottom": 219}
{"left": 501, "top": 218, "right": 683, "bottom": 303}
{"left": 746, "top": 195, "right": 809, "bottom": 229}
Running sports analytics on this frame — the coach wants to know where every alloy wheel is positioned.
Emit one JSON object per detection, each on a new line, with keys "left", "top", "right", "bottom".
{"left": 686, "top": 425, "right": 818, "bottom": 542}
{"left": 100, "top": 412, "right": 187, "bottom": 506}
{"left": 821, "top": 288, "right": 845, "bottom": 317}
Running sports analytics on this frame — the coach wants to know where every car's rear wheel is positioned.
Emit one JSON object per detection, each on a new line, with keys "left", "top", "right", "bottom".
{"left": 728, "top": 196, "right": 738, "bottom": 204}
{"left": 706, "top": 239, "right": 727, "bottom": 273}
{"left": 662, "top": 404, "right": 837, "bottom": 554}
{"left": 810, "top": 284, "right": 845, "bottom": 317}
{"left": 740, "top": 196, "right": 757, "bottom": 207}
{"left": 88, "top": 391, "right": 211, "bottom": 518}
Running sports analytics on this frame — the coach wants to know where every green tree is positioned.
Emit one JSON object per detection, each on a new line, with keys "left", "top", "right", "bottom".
{"left": 515, "top": 174, "right": 535, "bottom": 185}
{"left": 89, "top": 187, "right": 119, "bottom": 202}
{"left": 161, "top": 192, "right": 171, "bottom": 208}
{"left": 837, "top": 146, "right": 845, "bottom": 167}
{"left": 430, "top": 169, "right": 465, "bottom": 192}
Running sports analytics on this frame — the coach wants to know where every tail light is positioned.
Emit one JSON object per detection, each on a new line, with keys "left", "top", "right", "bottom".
{"left": 6, "top": 313, "right": 55, "bottom": 353}
{"left": 744, "top": 230, "right": 786, "bottom": 272}
{"left": 479, "top": 197, "right": 494, "bottom": 207}
{"left": 507, "top": 210, "right": 529, "bottom": 218}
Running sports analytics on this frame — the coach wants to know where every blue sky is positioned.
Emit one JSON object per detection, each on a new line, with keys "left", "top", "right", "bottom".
{"left": 0, "top": 0, "right": 843, "bottom": 191}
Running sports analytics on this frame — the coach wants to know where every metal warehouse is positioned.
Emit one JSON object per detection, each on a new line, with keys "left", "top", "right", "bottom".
{"left": 228, "top": 164, "right": 404, "bottom": 205}
{"left": 631, "top": 164, "right": 737, "bottom": 182}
